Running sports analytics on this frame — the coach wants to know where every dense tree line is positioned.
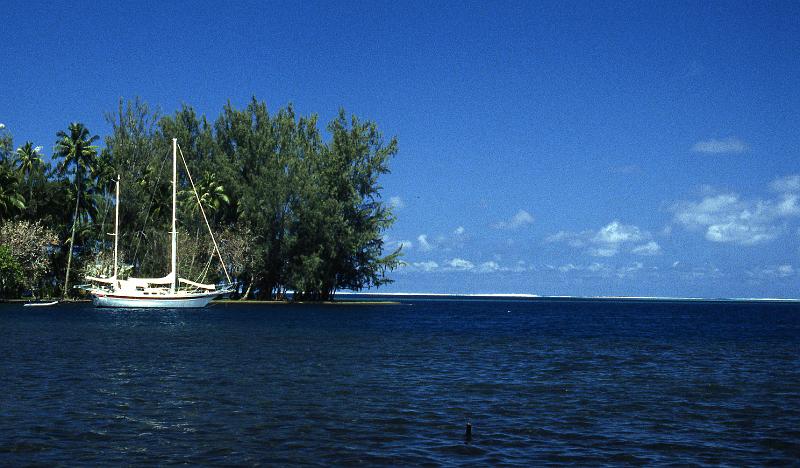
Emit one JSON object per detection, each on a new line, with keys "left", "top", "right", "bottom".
{"left": 0, "top": 98, "right": 401, "bottom": 300}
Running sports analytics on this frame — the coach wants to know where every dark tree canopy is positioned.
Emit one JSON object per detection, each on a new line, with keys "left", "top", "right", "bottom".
{"left": 0, "top": 98, "right": 401, "bottom": 300}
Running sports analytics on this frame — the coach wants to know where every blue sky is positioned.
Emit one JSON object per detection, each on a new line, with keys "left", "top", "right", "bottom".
{"left": 2, "top": 1, "right": 799, "bottom": 297}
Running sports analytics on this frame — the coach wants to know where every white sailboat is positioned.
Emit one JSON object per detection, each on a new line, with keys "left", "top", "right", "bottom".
{"left": 82, "top": 138, "right": 233, "bottom": 308}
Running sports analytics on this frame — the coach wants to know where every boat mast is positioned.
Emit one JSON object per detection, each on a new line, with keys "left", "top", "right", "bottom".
{"left": 171, "top": 138, "right": 177, "bottom": 294}
{"left": 113, "top": 174, "right": 120, "bottom": 281}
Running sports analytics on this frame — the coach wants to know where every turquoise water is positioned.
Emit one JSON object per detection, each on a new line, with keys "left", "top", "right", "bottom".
{"left": 1, "top": 298, "right": 799, "bottom": 465}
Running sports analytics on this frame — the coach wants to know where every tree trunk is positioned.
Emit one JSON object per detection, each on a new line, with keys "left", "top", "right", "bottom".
{"left": 27, "top": 178, "right": 33, "bottom": 218}
{"left": 240, "top": 274, "right": 254, "bottom": 300}
{"left": 188, "top": 227, "right": 200, "bottom": 278}
{"left": 63, "top": 189, "right": 80, "bottom": 300}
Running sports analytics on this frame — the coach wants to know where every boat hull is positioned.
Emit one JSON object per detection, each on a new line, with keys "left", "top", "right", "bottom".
{"left": 23, "top": 301, "right": 59, "bottom": 307}
{"left": 91, "top": 292, "right": 220, "bottom": 308}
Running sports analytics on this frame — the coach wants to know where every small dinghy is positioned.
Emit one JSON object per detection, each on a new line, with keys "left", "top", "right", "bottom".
{"left": 23, "top": 301, "right": 59, "bottom": 307}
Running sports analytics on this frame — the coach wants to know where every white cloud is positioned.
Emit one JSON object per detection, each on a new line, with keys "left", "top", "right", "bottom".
{"left": 616, "top": 262, "right": 644, "bottom": 278}
{"left": 681, "top": 265, "right": 723, "bottom": 280}
{"left": 776, "top": 194, "right": 800, "bottom": 216}
{"left": 674, "top": 194, "right": 739, "bottom": 227}
{"left": 417, "top": 234, "right": 433, "bottom": 251}
{"left": 545, "top": 230, "right": 588, "bottom": 248}
{"left": 691, "top": 137, "right": 748, "bottom": 154}
{"left": 413, "top": 261, "right": 439, "bottom": 272}
{"left": 705, "top": 222, "right": 776, "bottom": 245}
{"left": 447, "top": 258, "right": 475, "bottom": 271}
{"left": 671, "top": 188, "right": 800, "bottom": 245}
{"left": 748, "top": 264, "right": 794, "bottom": 279}
{"left": 559, "top": 263, "right": 578, "bottom": 273}
{"left": 593, "top": 221, "right": 643, "bottom": 244}
{"left": 398, "top": 240, "right": 413, "bottom": 250}
{"left": 588, "top": 246, "right": 618, "bottom": 257}
{"left": 512, "top": 260, "right": 528, "bottom": 272}
{"left": 414, "top": 227, "right": 467, "bottom": 253}
{"left": 770, "top": 175, "right": 800, "bottom": 193}
{"left": 404, "top": 257, "right": 511, "bottom": 274}
{"left": 557, "top": 262, "right": 610, "bottom": 274}
{"left": 385, "top": 238, "right": 413, "bottom": 252}
{"left": 477, "top": 261, "right": 501, "bottom": 273}
{"left": 33, "top": 145, "right": 42, "bottom": 153}
{"left": 398, "top": 260, "right": 440, "bottom": 273}
{"left": 587, "top": 262, "right": 606, "bottom": 272}
{"left": 389, "top": 196, "right": 405, "bottom": 209}
{"left": 0, "top": 123, "right": 5, "bottom": 129}
{"left": 493, "top": 209, "right": 534, "bottom": 229}
{"left": 631, "top": 241, "right": 661, "bottom": 256}
{"left": 548, "top": 220, "right": 650, "bottom": 257}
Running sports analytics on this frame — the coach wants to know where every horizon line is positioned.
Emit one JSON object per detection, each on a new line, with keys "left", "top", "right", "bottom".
{"left": 339, "top": 292, "right": 800, "bottom": 302}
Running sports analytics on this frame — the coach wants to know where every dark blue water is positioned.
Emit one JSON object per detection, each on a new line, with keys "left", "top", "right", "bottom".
{"left": 1, "top": 299, "right": 799, "bottom": 465}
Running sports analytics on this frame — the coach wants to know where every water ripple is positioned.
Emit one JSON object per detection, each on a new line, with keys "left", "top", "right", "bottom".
{"left": 1, "top": 300, "right": 799, "bottom": 465}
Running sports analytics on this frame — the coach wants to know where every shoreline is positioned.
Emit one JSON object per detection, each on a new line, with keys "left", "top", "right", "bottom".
{"left": 337, "top": 293, "right": 800, "bottom": 304}
{"left": 1, "top": 298, "right": 402, "bottom": 306}
{"left": 213, "top": 299, "right": 402, "bottom": 305}
{"left": 5, "top": 294, "right": 800, "bottom": 305}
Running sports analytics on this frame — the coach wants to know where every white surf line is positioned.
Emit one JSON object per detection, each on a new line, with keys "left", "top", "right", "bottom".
{"left": 340, "top": 292, "right": 800, "bottom": 302}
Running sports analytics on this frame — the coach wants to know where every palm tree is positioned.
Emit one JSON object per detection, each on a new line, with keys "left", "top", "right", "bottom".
{"left": 92, "top": 150, "right": 117, "bottom": 197}
{"left": 0, "top": 163, "right": 25, "bottom": 220}
{"left": 15, "top": 141, "right": 44, "bottom": 214}
{"left": 179, "top": 171, "right": 230, "bottom": 278}
{"left": 53, "top": 123, "right": 99, "bottom": 299}
{"left": 15, "top": 141, "right": 43, "bottom": 179}
{"left": 0, "top": 122, "right": 12, "bottom": 162}
{"left": 181, "top": 171, "right": 230, "bottom": 219}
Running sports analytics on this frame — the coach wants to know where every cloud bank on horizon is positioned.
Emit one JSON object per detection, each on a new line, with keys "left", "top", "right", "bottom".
{"left": 388, "top": 170, "right": 800, "bottom": 298}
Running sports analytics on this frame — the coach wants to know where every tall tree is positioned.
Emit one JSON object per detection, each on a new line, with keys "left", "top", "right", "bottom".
{"left": 14, "top": 141, "right": 44, "bottom": 216}
{"left": 54, "top": 122, "right": 99, "bottom": 298}
{"left": 0, "top": 122, "right": 12, "bottom": 161}
{"left": 87, "top": 98, "right": 400, "bottom": 301}
{"left": 103, "top": 98, "right": 169, "bottom": 277}
{"left": 0, "top": 163, "right": 26, "bottom": 221}
{"left": 287, "top": 110, "right": 400, "bottom": 300}
{"left": 0, "top": 125, "right": 25, "bottom": 221}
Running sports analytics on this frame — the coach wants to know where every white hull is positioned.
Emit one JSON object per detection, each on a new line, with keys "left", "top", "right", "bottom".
{"left": 91, "top": 291, "right": 220, "bottom": 308}
{"left": 83, "top": 138, "right": 234, "bottom": 310}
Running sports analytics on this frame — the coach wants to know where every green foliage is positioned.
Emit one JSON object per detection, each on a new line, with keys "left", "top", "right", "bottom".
{"left": 0, "top": 123, "right": 12, "bottom": 160}
{"left": 0, "top": 128, "right": 26, "bottom": 220}
{"left": 282, "top": 110, "right": 401, "bottom": 300}
{"left": 0, "top": 162, "right": 26, "bottom": 220}
{"left": 54, "top": 122, "right": 100, "bottom": 298}
{"left": 0, "top": 220, "right": 59, "bottom": 294}
{"left": 0, "top": 245, "right": 24, "bottom": 298}
{"left": 14, "top": 141, "right": 48, "bottom": 218}
{"left": 3, "top": 97, "right": 400, "bottom": 301}
{"left": 101, "top": 98, "right": 170, "bottom": 276}
{"left": 15, "top": 141, "right": 44, "bottom": 179}
{"left": 55, "top": 122, "right": 100, "bottom": 184}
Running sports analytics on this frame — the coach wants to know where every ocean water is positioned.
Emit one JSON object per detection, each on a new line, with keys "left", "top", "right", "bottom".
{"left": 1, "top": 298, "right": 799, "bottom": 465}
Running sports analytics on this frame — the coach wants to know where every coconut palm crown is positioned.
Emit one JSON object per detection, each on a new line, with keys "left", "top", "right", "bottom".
{"left": 53, "top": 122, "right": 99, "bottom": 298}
